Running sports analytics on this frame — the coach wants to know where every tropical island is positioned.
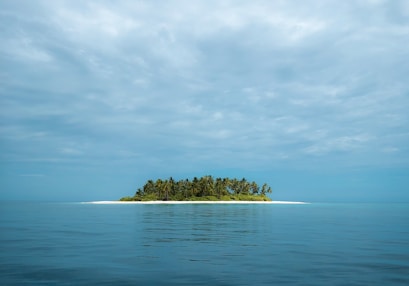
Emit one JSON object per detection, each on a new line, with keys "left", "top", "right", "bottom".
{"left": 120, "top": 176, "right": 272, "bottom": 201}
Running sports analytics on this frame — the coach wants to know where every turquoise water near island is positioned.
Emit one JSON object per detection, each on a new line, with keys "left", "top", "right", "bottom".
{"left": 1, "top": 202, "right": 409, "bottom": 285}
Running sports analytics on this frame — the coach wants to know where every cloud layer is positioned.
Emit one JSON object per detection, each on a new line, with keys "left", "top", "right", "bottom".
{"left": 1, "top": 0, "right": 408, "bottom": 200}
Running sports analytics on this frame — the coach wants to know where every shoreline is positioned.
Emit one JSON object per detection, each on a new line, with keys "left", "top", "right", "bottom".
{"left": 84, "top": 200, "right": 309, "bottom": 205}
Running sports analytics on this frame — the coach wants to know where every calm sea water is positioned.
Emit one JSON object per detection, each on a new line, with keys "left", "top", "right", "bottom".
{"left": 1, "top": 202, "right": 408, "bottom": 285}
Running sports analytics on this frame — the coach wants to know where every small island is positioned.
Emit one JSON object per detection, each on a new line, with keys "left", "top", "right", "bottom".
{"left": 120, "top": 176, "right": 272, "bottom": 202}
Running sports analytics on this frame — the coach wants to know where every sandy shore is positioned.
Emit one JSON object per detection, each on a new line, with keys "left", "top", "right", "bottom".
{"left": 85, "top": 200, "right": 308, "bottom": 204}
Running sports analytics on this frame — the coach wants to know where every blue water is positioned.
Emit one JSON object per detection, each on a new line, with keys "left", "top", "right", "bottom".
{"left": 1, "top": 202, "right": 408, "bottom": 285}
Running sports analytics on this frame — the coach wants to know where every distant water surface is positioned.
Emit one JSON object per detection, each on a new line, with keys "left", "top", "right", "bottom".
{"left": 1, "top": 202, "right": 408, "bottom": 285}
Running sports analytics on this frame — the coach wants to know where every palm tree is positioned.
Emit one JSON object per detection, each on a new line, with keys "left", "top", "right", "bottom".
{"left": 144, "top": 180, "right": 155, "bottom": 195}
{"left": 215, "top": 178, "right": 225, "bottom": 199}
{"left": 192, "top": 177, "right": 199, "bottom": 197}
{"left": 240, "top": 178, "right": 250, "bottom": 195}
{"left": 261, "top": 183, "right": 272, "bottom": 196}
{"left": 251, "top": 181, "right": 259, "bottom": 195}
{"left": 155, "top": 179, "right": 164, "bottom": 199}
{"left": 123, "top": 176, "right": 273, "bottom": 201}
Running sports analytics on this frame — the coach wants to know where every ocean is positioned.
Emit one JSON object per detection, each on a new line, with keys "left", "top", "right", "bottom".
{"left": 1, "top": 202, "right": 408, "bottom": 285}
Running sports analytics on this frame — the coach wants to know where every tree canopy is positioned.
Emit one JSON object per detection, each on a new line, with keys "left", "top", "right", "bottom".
{"left": 120, "top": 176, "right": 272, "bottom": 201}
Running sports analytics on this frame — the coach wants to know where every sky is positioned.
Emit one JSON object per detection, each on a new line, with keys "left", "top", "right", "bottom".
{"left": 1, "top": 0, "right": 408, "bottom": 202}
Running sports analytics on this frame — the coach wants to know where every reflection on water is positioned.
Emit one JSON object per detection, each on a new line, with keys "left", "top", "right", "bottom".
{"left": 1, "top": 203, "right": 409, "bottom": 285}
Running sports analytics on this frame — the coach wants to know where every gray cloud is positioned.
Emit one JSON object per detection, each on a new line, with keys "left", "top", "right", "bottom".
{"left": 1, "top": 0, "right": 408, "bottom": 200}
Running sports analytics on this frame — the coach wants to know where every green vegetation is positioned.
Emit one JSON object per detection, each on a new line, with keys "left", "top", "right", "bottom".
{"left": 120, "top": 176, "right": 272, "bottom": 201}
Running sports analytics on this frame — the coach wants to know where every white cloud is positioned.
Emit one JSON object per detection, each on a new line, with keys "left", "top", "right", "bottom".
{"left": 60, "top": 148, "right": 83, "bottom": 156}
{"left": 3, "top": 35, "right": 53, "bottom": 63}
{"left": 0, "top": 0, "right": 408, "bottom": 172}
{"left": 382, "top": 147, "right": 399, "bottom": 153}
{"left": 304, "top": 134, "right": 372, "bottom": 155}
{"left": 19, "top": 174, "right": 45, "bottom": 177}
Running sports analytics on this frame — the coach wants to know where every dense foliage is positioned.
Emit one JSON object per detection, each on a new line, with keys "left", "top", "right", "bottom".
{"left": 120, "top": 176, "right": 272, "bottom": 201}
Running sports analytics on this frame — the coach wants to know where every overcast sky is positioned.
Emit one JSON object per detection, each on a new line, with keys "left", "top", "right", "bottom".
{"left": 1, "top": 0, "right": 408, "bottom": 202}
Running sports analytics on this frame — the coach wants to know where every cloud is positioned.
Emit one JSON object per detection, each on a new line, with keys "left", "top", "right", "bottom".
{"left": 1, "top": 0, "right": 408, "bottom": 177}
{"left": 19, "top": 174, "right": 45, "bottom": 177}
{"left": 303, "top": 134, "right": 372, "bottom": 155}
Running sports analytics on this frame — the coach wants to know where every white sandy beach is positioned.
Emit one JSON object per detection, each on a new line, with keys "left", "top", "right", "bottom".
{"left": 86, "top": 200, "right": 308, "bottom": 204}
